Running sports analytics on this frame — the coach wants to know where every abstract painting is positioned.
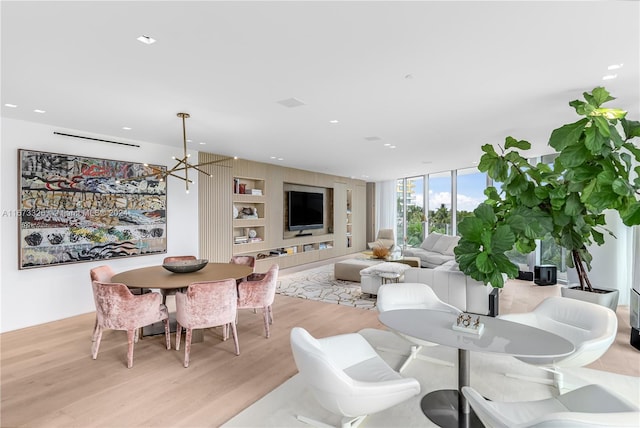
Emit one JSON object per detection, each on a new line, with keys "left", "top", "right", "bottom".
{"left": 18, "top": 149, "right": 167, "bottom": 269}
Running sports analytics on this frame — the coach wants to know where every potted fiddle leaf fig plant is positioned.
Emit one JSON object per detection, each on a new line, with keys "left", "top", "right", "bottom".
{"left": 454, "top": 87, "right": 640, "bottom": 310}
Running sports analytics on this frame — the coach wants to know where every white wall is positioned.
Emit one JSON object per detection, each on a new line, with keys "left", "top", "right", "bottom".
{"left": 1, "top": 118, "right": 199, "bottom": 332}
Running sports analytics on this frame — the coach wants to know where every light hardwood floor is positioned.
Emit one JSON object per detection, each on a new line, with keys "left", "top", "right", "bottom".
{"left": 1, "top": 265, "right": 638, "bottom": 427}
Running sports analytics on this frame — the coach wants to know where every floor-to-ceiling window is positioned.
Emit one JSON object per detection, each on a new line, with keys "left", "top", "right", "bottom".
{"left": 428, "top": 172, "right": 452, "bottom": 234}
{"left": 396, "top": 176, "right": 425, "bottom": 248}
{"left": 456, "top": 167, "right": 487, "bottom": 235}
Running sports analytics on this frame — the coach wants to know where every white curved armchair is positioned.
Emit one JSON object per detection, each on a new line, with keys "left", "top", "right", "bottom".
{"left": 462, "top": 384, "right": 639, "bottom": 428}
{"left": 377, "top": 282, "right": 461, "bottom": 372}
{"left": 290, "top": 327, "right": 420, "bottom": 428}
{"left": 499, "top": 296, "right": 618, "bottom": 389}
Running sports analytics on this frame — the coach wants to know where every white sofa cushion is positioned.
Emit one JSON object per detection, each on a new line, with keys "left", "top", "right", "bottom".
{"left": 432, "top": 234, "right": 457, "bottom": 254}
{"left": 420, "top": 232, "right": 442, "bottom": 251}
{"left": 360, "top": 262, "right": 412, "bottom": 276}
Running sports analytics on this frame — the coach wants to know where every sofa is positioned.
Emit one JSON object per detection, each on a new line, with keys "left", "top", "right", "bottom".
{"left": 402, "top": 232, "right": 460, "bottom": 268}
{"left": 403, "top": 262, "right": 497, "bottom": 315}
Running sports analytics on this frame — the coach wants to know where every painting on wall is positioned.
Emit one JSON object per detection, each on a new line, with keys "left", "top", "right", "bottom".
{"left": 18, "top": 149, "right": 167, "bottom": 269}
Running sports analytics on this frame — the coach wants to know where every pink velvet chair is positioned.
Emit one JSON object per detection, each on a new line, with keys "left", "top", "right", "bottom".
{"left": 91, "top": 281, "right": 170, "bottom": 368}
{"left": 90, "top": 265, "right": 115, "bottom": 342}
{"left": 175, "top": 278, "right": 239, "bottom": 368}
{"left": 237, "top": 264, "right": 279, "bottom": 338}
{"left": 161, "top": 255, "right": 197, "bottom": 304}
{"left": 229, "top": 255, "right": 256, "bottom": 270}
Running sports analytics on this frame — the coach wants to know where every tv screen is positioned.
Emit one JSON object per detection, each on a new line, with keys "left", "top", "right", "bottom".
{"left": 288, "top": 191, "right": 324, "bottom": 231}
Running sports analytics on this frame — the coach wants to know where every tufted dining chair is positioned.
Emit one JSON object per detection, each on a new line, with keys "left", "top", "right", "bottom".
{"left": 229, "top": 255, "right": 256, "bottom": 270}
{"left": 237, "top": 264, "right": 279, "bottom": 338}
{"left": 161, "top": 255, "right": 197, "bottom": 304}
{"left": 90, "top": 265, "right": 115, "bottom": 341}
{"left": 175, "top": 278, "right": 239, "bottom": 368}
{"left": 91, "top": 280, "right": 170, "bottom": 368}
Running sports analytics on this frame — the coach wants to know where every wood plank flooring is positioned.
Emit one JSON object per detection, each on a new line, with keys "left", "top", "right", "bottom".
{"left": 1, "top": 267, "right": 638, "bottom": 427}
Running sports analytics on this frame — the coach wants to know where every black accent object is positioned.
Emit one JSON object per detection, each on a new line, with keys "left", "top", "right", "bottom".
{"left": 296, "top": 232, "right": 312, "bottom": 237}
{"left": 488, "top": 288, "right": 499, "bottom": 317}
{"left": 631, "top": 327, "right": 640, "bottom": 351}
{"left": 534, "top": 265, "right": 557, "bottom": 286}
{"left": 54, "top": 131, "right": 141, "bottom": 147}
{"left": 517, "top": 270, "right": 534, "bottom": 281}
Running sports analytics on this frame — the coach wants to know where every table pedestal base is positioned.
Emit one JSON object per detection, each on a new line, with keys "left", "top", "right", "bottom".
{"left": 420, "top": 390, "right": 483, "bottom": 428}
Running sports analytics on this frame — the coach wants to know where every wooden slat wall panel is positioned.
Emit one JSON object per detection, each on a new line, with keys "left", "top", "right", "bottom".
{"left": 198, "top": 152, "right": 234, "bottom": 262}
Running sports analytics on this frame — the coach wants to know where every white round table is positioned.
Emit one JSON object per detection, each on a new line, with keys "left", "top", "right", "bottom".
{"left": 379, "top": 309, "right": 575, "bottom": 428}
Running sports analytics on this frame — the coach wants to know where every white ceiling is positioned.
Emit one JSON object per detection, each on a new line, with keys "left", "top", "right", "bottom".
{"left": 2, "top": 1, "right": 639, "bottom": 182}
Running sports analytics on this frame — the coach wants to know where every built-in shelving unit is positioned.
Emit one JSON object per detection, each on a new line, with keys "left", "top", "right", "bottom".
{"left": 232, "top": 176, "right": 266, "bottom": 251}
{"left": 200, "top": 154, "right": 367, "bottom": 271}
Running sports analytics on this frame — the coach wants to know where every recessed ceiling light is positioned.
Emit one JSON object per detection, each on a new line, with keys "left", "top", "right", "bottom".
{"left": 383, "top": 143, "right": 391, "bottom": 147}
{"left": 137, "top": 35, "right": 156, "bottom": 45}
{"left": 608, "top": 63, "right": 624, "bottom": 70}
{"left": 270, "top": 156, "right": 277, "bottom": 159}
{"left": 4, "top": 103, "right": 17, "bottom": 108}
{"left": 122, "top": 126, "right": 132, "bottom": 130}
{"left": 33, "top": 109, "right": 46, "bottom": 113}
{"left": 329, "top": 119, "right": 339, "bottom": 124}
{"left": 277, "top": 157, "right": 284, "bottom": 161}
{"left": 602, "top": 74, "right": 617, "bottom": 80}
{"left": 389, "top": 145, "right": 397, "bottom": 149}
{"left": 199, "top": 142, "right": 206, "bottom": 145}
{"left": 277, "top": 97, "right": 305, "bottom": 108}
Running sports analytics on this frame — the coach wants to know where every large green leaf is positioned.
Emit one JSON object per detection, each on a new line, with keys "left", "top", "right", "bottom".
{"left": 564, "top": 193, "right": 583, "bottom": 216}
{"left": 612, "top": 178, "right": 631, "bottom": 196}
{"left": 589, "top": 87, "right": 615, "bottom": 107}
{"left": 557, "top": 141, "right": 590, "bottom": 167}
{"left": 473, "top": 203, "right": 497, "bottom": 225}
{"left": 622, "top": 118, "right": 640, "bottom": 138}
{"left": 622, "top": 201, "right": 640, "bottom": 226}
{"left": 491, "top": 225, "right": 516, "bottom": 253}
{"left": 457, "top": 217, "right": 485, "bottom": 243}
{"left": 475, "top": 252, "right": 495, "bottom": 274}
{"left": 593, "top": 116, "right": 611, "bottom": 138}
{"left": 504, "top": 137, "right": 531, "bottom": 150}
{"left": 549, "top": 118, "right": 589, "bottom": 151}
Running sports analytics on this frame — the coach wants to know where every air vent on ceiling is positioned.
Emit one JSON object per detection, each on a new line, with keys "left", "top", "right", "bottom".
{"left": 364, "top": 136, "right": 382, "bottom": 141}
{"left": 277, "top": 97, "right": 306, "bottom": 108}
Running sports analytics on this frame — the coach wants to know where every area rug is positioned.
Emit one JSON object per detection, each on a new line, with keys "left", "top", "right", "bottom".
{"left": 223, "top": 328, "right": 640, "bottom": 427}
{"left": 276, "top": 263, "right": 376, "bottom": 310}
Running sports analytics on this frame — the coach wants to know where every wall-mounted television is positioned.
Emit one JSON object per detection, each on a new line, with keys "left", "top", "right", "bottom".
{"left": 288, "top": 190, "right": 324, "bottom": 232}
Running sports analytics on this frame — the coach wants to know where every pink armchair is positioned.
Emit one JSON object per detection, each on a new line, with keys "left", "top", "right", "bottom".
{"left": 229, "top": 255, "right": 256, "bottom": 270}
{"left": 175, "top": 278, "right": 239, "bottom": 368}
{"left": 161, "top": 256, "right": 197, "bottom": 304}
{"left": 91, "top": 281, "right": 170, "bottom": 368}
{"left": 237, "top": 264, "right": 279, "bottom": 338}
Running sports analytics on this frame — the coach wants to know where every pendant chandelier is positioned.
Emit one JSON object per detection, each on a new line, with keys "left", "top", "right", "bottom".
{"left": 130, "top": 112, "right": 234, "bottom": 193}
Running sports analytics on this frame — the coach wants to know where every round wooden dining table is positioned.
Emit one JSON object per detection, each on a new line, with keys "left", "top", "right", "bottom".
{"left": 111, "top": 262, "right": 253, "bottom": 289}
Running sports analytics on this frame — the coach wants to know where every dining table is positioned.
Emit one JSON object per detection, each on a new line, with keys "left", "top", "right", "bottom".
{"left": 112, "top": 262, "right": 254, "bottom": 341}
{"left": 378, "top": 309, "right": 575, "bottom": 428}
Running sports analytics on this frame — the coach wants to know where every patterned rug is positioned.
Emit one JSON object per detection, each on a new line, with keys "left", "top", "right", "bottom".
{"left": 276, "top": 263, "right": 376, "bottom": 309}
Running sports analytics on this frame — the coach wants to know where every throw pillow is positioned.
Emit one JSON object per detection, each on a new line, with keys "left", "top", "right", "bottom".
{"left": 432, "top": 234, "right": 454, "bottom": 254}
{"left": 420, "top": 232, "right": 442, "bottom": 250}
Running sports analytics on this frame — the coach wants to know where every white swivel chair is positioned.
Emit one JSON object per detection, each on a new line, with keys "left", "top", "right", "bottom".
{"left": 377, "top": 282, "right": 462, "bottom": 372}
{"left": 462, "top": 384, "right": 640, "bottom": 428}
{"left": 290, "top": 327, "right": 420, "bottom": 428}
{"left": 499, "top": 296, "right": 618, "bottom": 390}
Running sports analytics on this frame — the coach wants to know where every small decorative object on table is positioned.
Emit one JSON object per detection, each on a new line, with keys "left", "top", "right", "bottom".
{"left": 372, "top": 246, "right": 390, "bottom": 259}
{"left": 162, "top": 259, "right": 208, "bottom": 273}
{"left": 452, "top": 313, "right": 484, "bottom": 335}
